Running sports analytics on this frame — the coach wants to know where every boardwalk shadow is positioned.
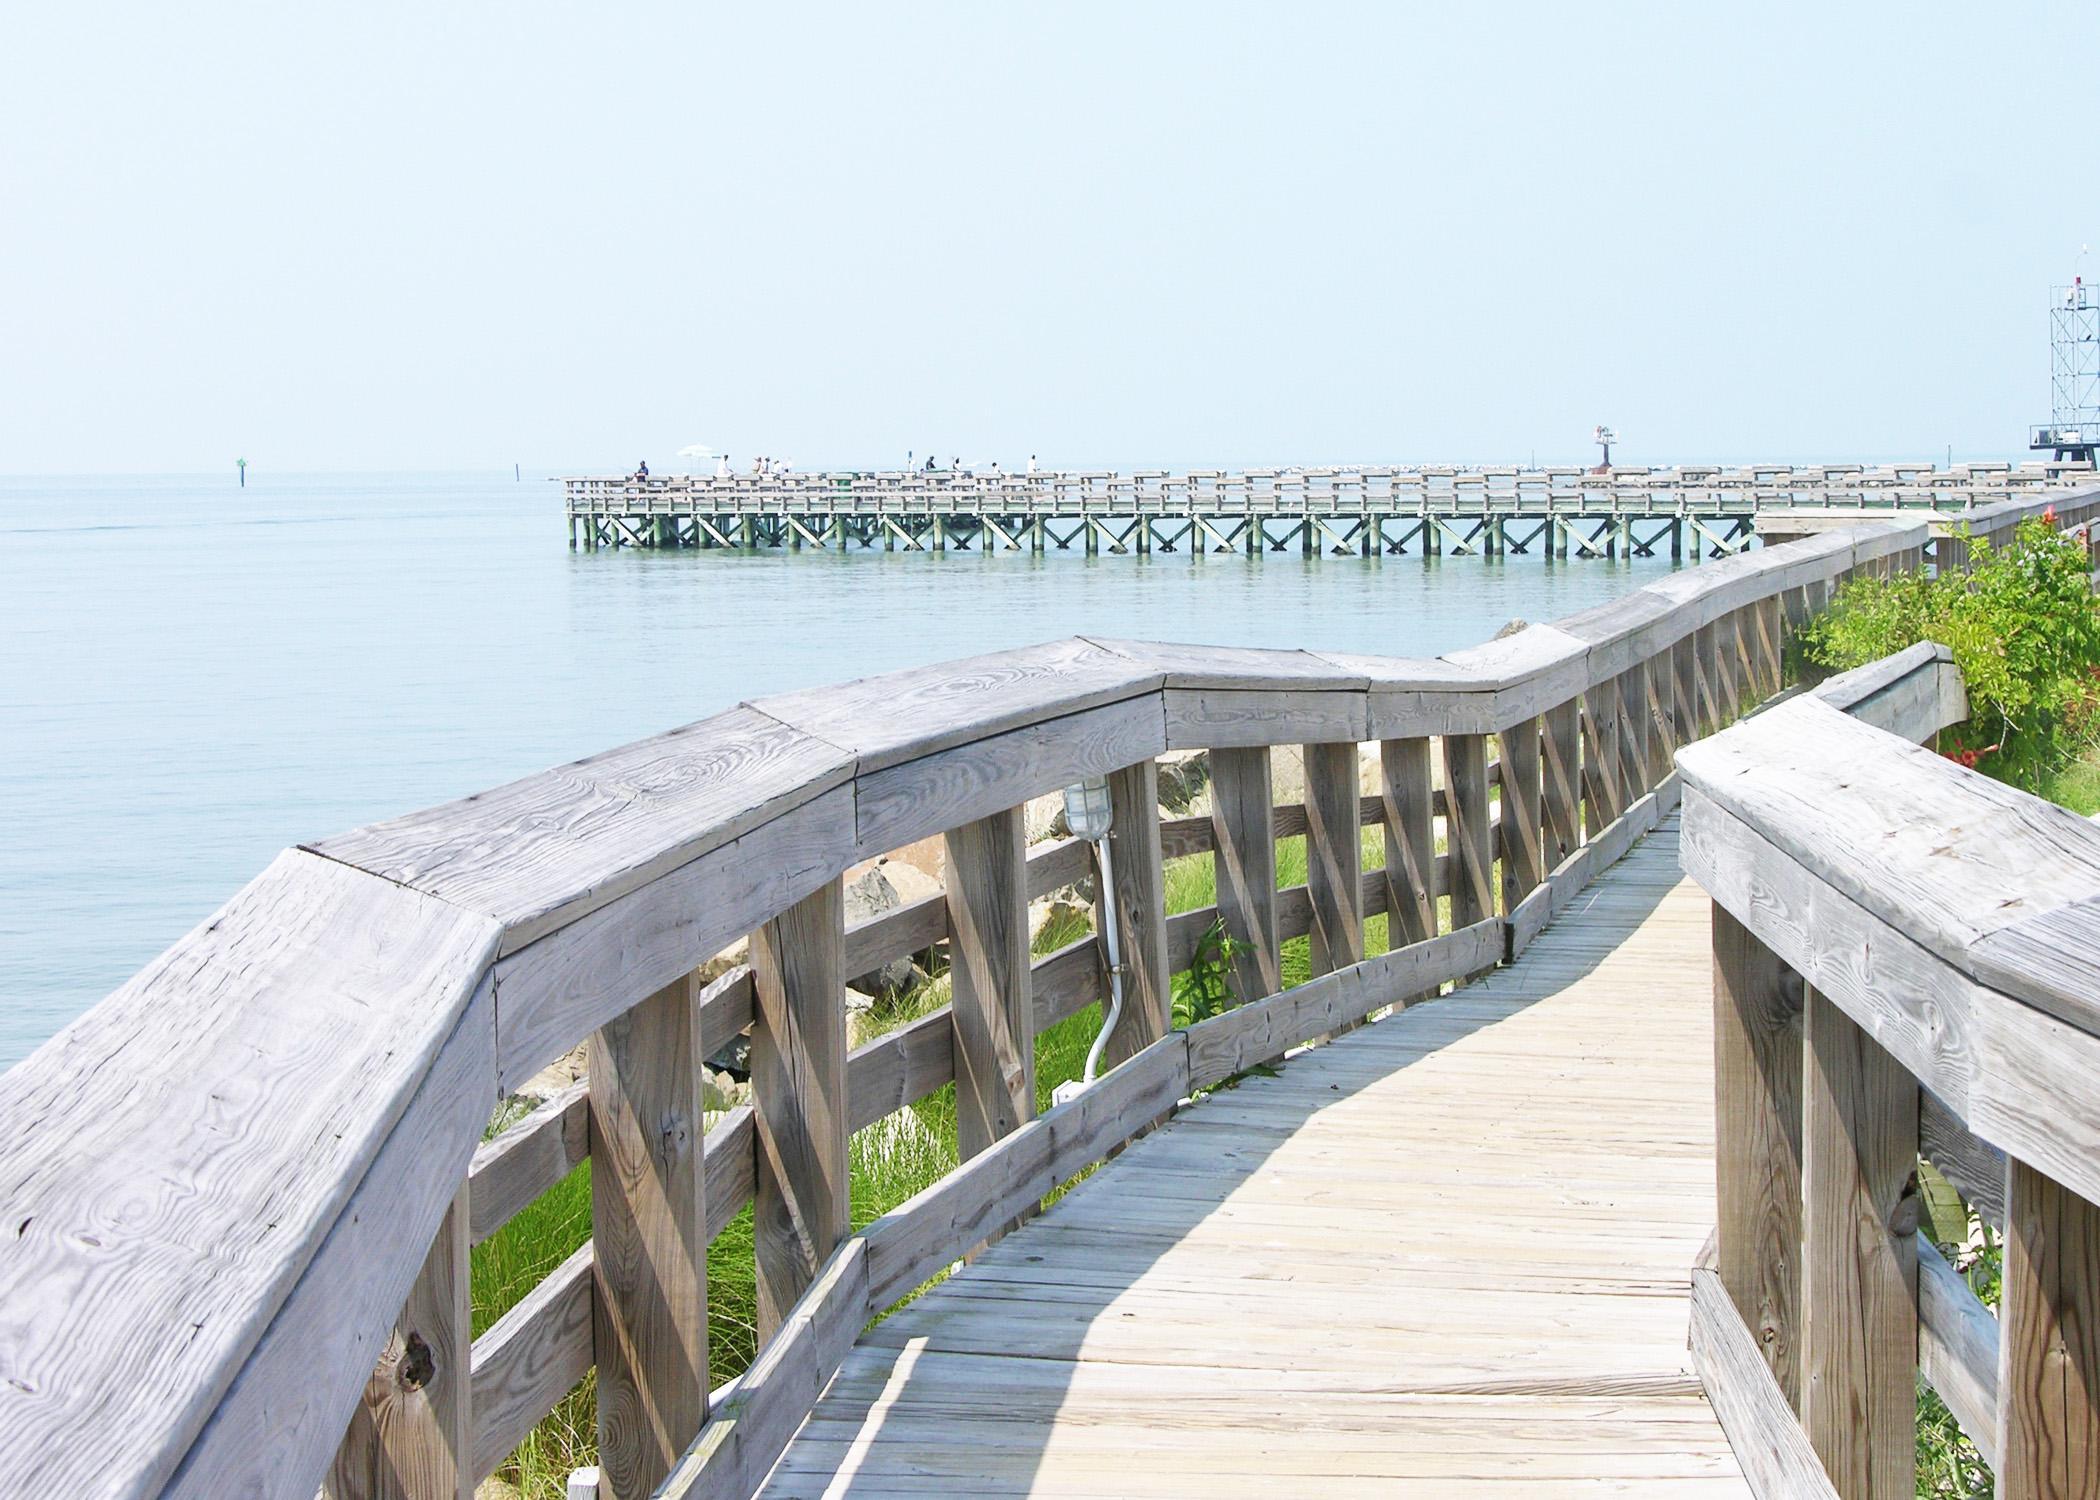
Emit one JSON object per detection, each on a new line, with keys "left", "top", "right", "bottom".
{"left": 772, "top": 841, "right": 1685, "bottom": 1497}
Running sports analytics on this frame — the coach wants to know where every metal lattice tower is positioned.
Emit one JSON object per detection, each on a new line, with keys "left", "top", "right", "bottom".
{"left": 2033, "top": 277, "right": 2100, "bottom": 463}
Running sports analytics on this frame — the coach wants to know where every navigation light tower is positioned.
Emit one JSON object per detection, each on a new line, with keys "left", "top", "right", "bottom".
{"left": 2032, "top": 262, "right": 2100, "bottom": 466}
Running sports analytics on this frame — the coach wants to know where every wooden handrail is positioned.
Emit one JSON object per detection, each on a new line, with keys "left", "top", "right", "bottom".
{"left": 1676, "top": 486, "right": 2100, "bottom": 1500}
{"left": 15, "top": 486, "right": 2067, "bottom": 1500}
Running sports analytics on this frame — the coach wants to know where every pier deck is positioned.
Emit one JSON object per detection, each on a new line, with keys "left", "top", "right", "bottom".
{"left": 758, "top": 824, "right": 1744, "bottom": 1497}
{"left": 561, "top": 461, "right": 2085, "bottom": 558}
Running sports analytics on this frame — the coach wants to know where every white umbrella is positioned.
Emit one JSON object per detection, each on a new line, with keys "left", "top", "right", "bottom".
{"left": 677, "top": 444, "right": 714, "bottom": 460}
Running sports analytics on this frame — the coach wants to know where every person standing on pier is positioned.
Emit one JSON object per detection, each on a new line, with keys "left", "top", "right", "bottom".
{"left": 634, "top": 459, "right": 649, "bottom": 480}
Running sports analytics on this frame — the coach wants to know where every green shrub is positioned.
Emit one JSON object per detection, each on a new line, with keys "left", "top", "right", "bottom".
{"left": 1802, "top": 517, "right": 2100, "bottom": 790}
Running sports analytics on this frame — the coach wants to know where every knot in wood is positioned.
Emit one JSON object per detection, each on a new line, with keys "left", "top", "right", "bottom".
{"left": 1889, "top": 1174, "right": 1922, "bottom": 1238}
{"left": 399, "top": 1330, "right": 436, "bottom": 1391}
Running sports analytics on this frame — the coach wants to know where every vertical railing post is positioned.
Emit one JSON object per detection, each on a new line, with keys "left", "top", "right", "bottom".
{"left": 947, "top": 807, "right": 1034, "bottom": 1162}
{"left": 1101, "top": 759, "right": 1171, "bottom": 1068}
{"left": 326, "top": 1189, "right": 472, "bottom": 1500}
{"left": 1757, "top": 595, "right": 1784, "bottom": 697}
{"left": 1379, "top": 737, "right": 1437, "bottom": 946}
{"left": 1498, "top": 716, "right": 1544, "bottom": 913}
{"left": 1801, "top": 986, "right": 1918, "bottom": 1500}
{"left": 1670, "top": 634, "right": 1697, "bottom": 754}
{"left": 749, "top": 877, "right": 848, "bottom": 1342}
{"left": 590, "top": 974, "right": 708, "bottom": 1500}
{"left": 1714, "top": 612, "right": 1742, "bottom": 723}
{"left": 1582, "top": 677, "right": 1624, "bottom": 835}
{"left": 1210, "top": 746, "right": 1280, "bottom": 1005}
{"left": 1442, "top": 733, "right": 1494, "bottom": 931}
{"left": 1711, "top": 907, "right": 1804, "bottom": 1410}
{"left": 1540, "top": 700, "right": 1581, "bottom": 867}
{"left": 1998, "top": 1160, "right": 2100, "bottom": 1498}
{"left": 1643, "top": 654, "right": 1674, "bottom": 784}
{"left": 1695, "top": 620, "right": 1723, "bottom": 736}
{"left": 1732, "top": 606, "right": 1758, "bottom": 712}
{"left": 1616, "top": 663, "right": 1653, "bottom": 803}
{"left": 1303, "top": 741, "right": 1364, "bottom": 977}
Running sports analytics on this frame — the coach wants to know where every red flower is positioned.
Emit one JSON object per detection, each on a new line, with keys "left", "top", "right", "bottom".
{"left": 2042, "top": 506, "right": 2059, "bottom": 527}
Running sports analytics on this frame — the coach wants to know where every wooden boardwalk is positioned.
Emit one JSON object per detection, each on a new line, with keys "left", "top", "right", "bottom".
{"left": 760, "top": 821, "right": 1747, "bottom": 1497}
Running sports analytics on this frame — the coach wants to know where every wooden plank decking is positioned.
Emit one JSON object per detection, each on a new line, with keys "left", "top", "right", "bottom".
{"left": 759, "top": 821, "right": 1748, "bottom": 1497}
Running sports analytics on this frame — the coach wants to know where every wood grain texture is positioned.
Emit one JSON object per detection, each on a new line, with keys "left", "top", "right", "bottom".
{"left": 470, "top": 1242, "right": 593, "bottom": 1482}
{"left": 1681, "top": 783, "right": 2100, "bottom": 1212}
{"left": 1688, "top": 1268, "right": 1841, "bottom": 1500}
{"left": 164, "top": 973, "right": 497, "bottom": 1500}
{"left": 838, "top": 833, "right": 1093, "bottom": 991}
{"left": 1183, "top": 922, "right": 1498, "bottom": 1090}
{"left": 1160, "top": 687, "right": 1368, "bottom": 749}
{"left": 1714, "top": 614, "right": 1741, "bottom": 724}
{"left": 493, "top": 787, "right": 855, "bottom": 1091}
{"left": 1804, "top": 641, "right": 1963, "bottom": 743}
{"left": 862, "top": 1034, "right": 1192, "bottom": 1309}
{"left": 748, "top": 637, "right": 1160, "bottom": 774}
{"left": 749, "top": 879, "right": 848, "bottom": 1343}
{"left": 853, "top": 694, "right": 1167, "bottom": 858}
{"left": 1378, "top": 738, "right": 1437, "bottom": 952}
{"left": 311, "top": 705, "right": 853, "bottom": 955}
{"left": 947, "top": 807, "right": 1034, "bottom": 1162}
{"left": 327, "top": 1191, "right": 472, "bottom": 1500}
{"left": 1498, "top": 717, "right": 1545, "bottom": 912}
{"left": 1695, "top": 621, "right": 1723, "bottom": 738}
{"left": 470, "top": 1112, "right": 754, "bottom": 1483}
{"left": 1920, "top": 1090, "right": 2006, "bottom": 1229}
{"left": 1210, "top": 746, "right": 1281, "bottom": 1006}
{"left": 1670, "top": 634, "right": 1698, "bottom": 763}
{"left": 1102, "top": 759, "right": 1172, "bottom": 1070}
{"left": 1444, "top": 733, "right": 1495, "bottom": 931}
{"left": 1542, "top": 699, "right": 1582, "bottom": 867}
{"left": 1917, "top": 1237, "right": 1999, "bottom": 1470}
{"left": 1583, "top": 675, "right": 1624, "bottom": 836}
{"left": 1678, "top": 693, "right": 2100, "bottom": 1038}
{"left": 775, "top": 824, "right": 1755, "bottom": 1498}
{"left": 1617, "top": 664, "right": 1654, "bottom": 805}
{"left": 658, "top": 1239, "right": 870, "bottom": 1500}
{"left": 590, "top": 977, "right": 709, "bottom": 1500}
{"left": 0, "top": 850, "right": 499, "bottom": 1500}
{"left": 1712, "top": 904, "right": 1805, "bottom": 1410}
{"left": 1800, "top": 987, "right": 1917, "bottom": 1500}
{"left": 470, "top": 1081, "right": 589, "bottom": 1246}
{"left": 1999, "top": 1158, "right": 2100, "bottom": 1499}
{"left": 1302, "top": 742, "right": 1364, "bottom": 979}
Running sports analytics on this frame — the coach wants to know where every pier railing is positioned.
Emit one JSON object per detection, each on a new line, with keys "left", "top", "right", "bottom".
{"left": 4, "top": 486, "right": 2095, "bottom": 1500}
{"left": 1681, "top": 650, "right": 2100, "bottom": 1499}
{"left": 563, "top": 461, "right": 2071, "bottom": 518}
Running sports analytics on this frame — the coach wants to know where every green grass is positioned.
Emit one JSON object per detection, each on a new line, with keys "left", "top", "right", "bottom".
{"left": 2039, "top": 745, "right": 2100, "bottom": 817}
{"left": 473, "top": 797, "right": 1486, "bottom": 1496}
{"left": 470, "top": 894, "right": 1113, "bottom": 1498}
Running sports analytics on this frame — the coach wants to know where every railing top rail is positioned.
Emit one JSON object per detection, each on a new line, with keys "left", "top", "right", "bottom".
{"left": 0, "top": 508, "right": 1939, "bottom": 1498}
{"left": 1677, "top": 481, "right": 2100, "bottom": 1040}
{"left": 1680, "top": 666, "right": 2100, "bottom": 1040}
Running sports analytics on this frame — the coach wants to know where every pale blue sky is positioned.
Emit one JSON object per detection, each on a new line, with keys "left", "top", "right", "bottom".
{"left": 2, "top": 2, "right": 2093, "bottom": 474}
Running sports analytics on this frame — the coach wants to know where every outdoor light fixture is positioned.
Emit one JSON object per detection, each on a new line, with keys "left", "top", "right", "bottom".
{"left": 1062, "top": 775, "right": 1114, "bottom": 841}
{"left": 1054, "top": 775, "right": 1126, "bottom": 1102}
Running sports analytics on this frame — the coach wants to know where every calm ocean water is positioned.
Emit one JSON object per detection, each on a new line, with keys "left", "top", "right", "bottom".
{"left": 0, "top": 470, "right": 1681, "bottom": 1069}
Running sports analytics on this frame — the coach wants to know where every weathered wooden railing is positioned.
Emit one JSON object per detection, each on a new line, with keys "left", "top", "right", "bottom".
{"left": 1679, "top": 491, "right": 2100, "bottom": 1500}
{"left": 3, "top": 487, "right": 2089, "bottom": 1500}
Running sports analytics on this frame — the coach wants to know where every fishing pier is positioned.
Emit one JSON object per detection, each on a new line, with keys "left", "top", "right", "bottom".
{"left": 563, "top": 460, "right": 2084, "bottom": 561}
{"left": 8, "top": 484, "right": 2100, "bottom": 1498}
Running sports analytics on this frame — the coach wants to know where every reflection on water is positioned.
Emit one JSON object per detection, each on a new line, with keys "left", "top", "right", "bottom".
{"left": 0, "top": 470, "right": 1680, "bottom": 1067}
